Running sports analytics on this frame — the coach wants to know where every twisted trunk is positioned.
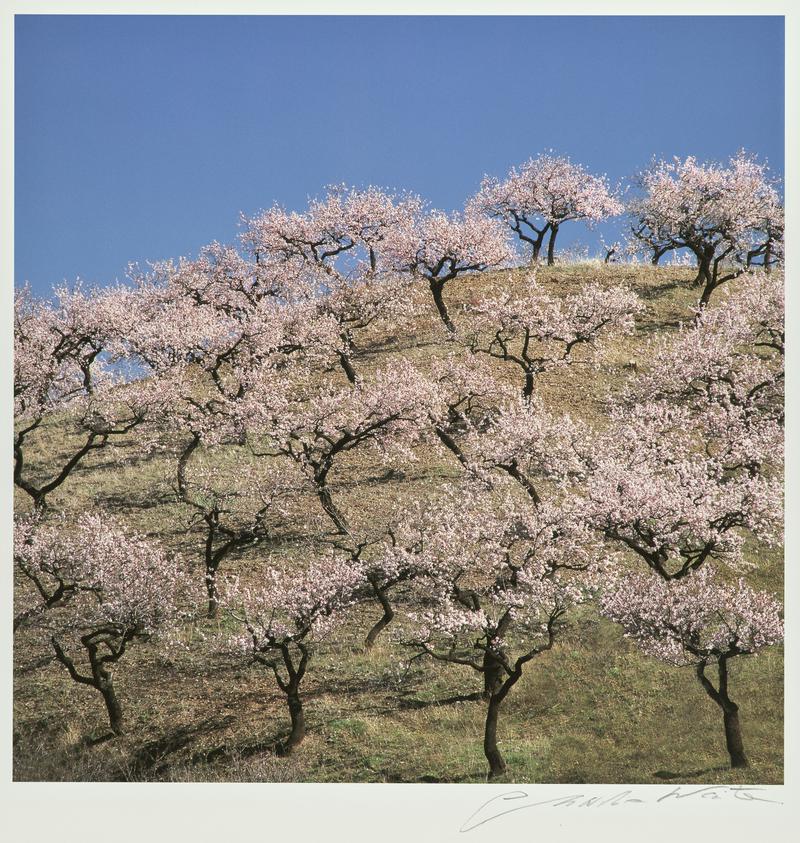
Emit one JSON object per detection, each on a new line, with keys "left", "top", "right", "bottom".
{"left": 696, "top": 657, "right": 749, "bottom": 769}
{"left": 99, "top": 681, "right": 124, "bottom": 736}
{"left": 527, "top": 226, "right": 549, "bottom": 265}
{"left": 429, "top": 279, "right": 455, "bottom": 333}
{"left": 314, "top": 463, "right": 349, "bottom": 534}
{"left": 364, "top": 578, "right": 395, "bottom": 650}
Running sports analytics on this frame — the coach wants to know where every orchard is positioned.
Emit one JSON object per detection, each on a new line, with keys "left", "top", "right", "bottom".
{"left": 13, "top": 153, "right": 784, "bottom": 783}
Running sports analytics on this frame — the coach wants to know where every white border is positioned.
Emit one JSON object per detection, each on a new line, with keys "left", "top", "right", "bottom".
{"left": 1, "top": 3, "right": 796, "bottom": 841}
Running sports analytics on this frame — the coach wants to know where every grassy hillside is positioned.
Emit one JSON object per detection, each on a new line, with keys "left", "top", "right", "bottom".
{"left": 13, "top": 262, "right": 784, "bottom": 784}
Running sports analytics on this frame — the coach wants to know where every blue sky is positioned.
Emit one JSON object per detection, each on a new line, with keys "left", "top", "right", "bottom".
{"left": 15, "top": 15, "right": 785, "bottom": 296}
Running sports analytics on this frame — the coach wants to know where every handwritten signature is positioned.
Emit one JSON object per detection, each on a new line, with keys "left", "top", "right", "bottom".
{"left": 460, "top": 786, "right": 783, "bottom": 832}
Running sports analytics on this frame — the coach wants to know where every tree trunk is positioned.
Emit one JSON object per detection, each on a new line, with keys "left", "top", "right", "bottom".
{"left": 528, "top": 230, "right": 547, "bottom": 265}
{"left": 99, "top": 681, "right": 124, "bottom": 736}
{"left": 177, "top": 432, "right": 201, "bottom": 499}
{"left": 698, "top": 279, "right": 717, "bottom": 310}
{"left": 723, "top": 706, "right": 748, "bottom": 769}
{"left": 482, "top": 651, "right": 505, "bottom": 702}
{"left": 429, "top": 279, "right": 455, "bottom": 333}
{"left": 338, "top": 352, "right": 357, "bottom": 385}
{"left": 364, "top": 581, "right": 395, "bottom": 650}
{"left": 205, "top": 566, "right": 219, "bottom": 619}
{"left": 763, "top": 240, "right": 772, "bottom": 274}
{"left": 497, "top": 460, "right": 540, "bottom": 505}
{"left": 316, "top": 482, "right": 349, "bottom": 534}
{"left": 696, "top": 658, "right": 749, "bottom": 769}
{"left": 433, "top": 424, "right": 469, "bottom": 468}
{"left": 282, "top": 691, "right": 306, "bottom": 754}
{"left": 546, "top": 224, "right": 559, "bottom": 266}
{"left": 523, "top": 370, "right": 535, "bottom": 402}
{"left": 692, "top": 253, "right": 713, "bottom": 288}
{"left": 484, "top": 695, "right": 507, "bottom": 779}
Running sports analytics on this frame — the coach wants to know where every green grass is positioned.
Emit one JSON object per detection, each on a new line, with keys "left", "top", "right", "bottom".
{"left": 13, "top": 262, "right": 784, "bottom": 783}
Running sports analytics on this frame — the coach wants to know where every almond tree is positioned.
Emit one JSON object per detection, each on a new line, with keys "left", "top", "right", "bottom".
{"left": 630, "top": 152, "right": 783, "bottom": 307}
{"left": 14, "top": 513, "right": 188, "bottom": 736}
{"left": 240, "top": 359, "right": 438, "bottom": 534}
{"left": 466, "top": 278, "right": 641, "bottom": 400}
{"left": 629, "top": 273, "right": 784, "bottom": 474}
{"left": 385, "top": 209, "right": 513, "bottom": 332}
{"left": 403, "top": 487, "right": 603, "bottom": 779}
{"left": 469, "top": 154, "right": 623, "bottom": 266}
{"left": 14, "top": 284, "right": 149, "bottom": 510}
{"left": 176, "top": 453, "right": 298, "bottom": 618}
{"left": 600, "top": 565, "right": 783, "bottom": 768}
{"left": 466, "top": 396, "right": 590, "bottom": 503}
{"left": 241, "top": 186, "right": 422, "bottom": 380}
{"left": 242, "top": 185, "right": 421, "bottom": 279}
{"left": 584, "top": 404, "right": 783, "bottom": 581}
{"left": 425, "top": 353, "right": 515, "bottom": 470}
{"left": 223, "top": 553, "right": 364, "bottom": 753}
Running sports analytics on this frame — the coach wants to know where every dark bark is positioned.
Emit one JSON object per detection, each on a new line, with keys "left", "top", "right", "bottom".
{"left": 546, "top": 223, "right": 560, "bottom": 266}
{"left": 283, "top": 692, "right": 306, "bottom": 754}
{"left": 364, "top": 578, "right": 395, "bottom": 650}
{"left": 481, "top": 651, "right": 505, "bottom": 702}
{"left": 338, "top": 351, "right": 358, "bottom": 385}
{"left": 723, "top": 708, "right": 748, "bottom": 768}
{"left": 316, "top": 481, "right": 349, "bottom": 534}
{"left": 51, "top": 634, "right": 128, "bottom": 736}
{"left": 496, "top": 460, "right": 541, "bottom": 505}
{"left": 177, "top": 432, "right": 201, "bottom": 499}
{"left": 696, "top": 658, "right": 749, "bottom": 769}
{"left": 433, "top": 423, "right": 469, "bottom": 468}
{"left": 270, "top": 641, "right": 310, "bottom": 755}
{"left": 523, "top": 370, "right": 535, "bottom": 401}
{"left": 692, "top": 247, "right": 714, "bottom": 290}
{"left": 100, "top": 682, "right": 125, "bottom": 736}
{"left": 429, "top": 279, "right": 455, "bottom": 333}
{"left": 205, "top": 566, "right": 220, "bottom": 619}
{"left": 484, "top": 694, "right": 507, "bottom": 778}
{"left": 698, "top": 276, "right": 717, "bottom": 310}
{"left": 651, "top": 246, "right": 670, "bottom": 265}
{"left": 15, "top": 412, "right": 143, "bottom": 510}
{"left": 527, "top": 228, "right": 548, "bottom": 265}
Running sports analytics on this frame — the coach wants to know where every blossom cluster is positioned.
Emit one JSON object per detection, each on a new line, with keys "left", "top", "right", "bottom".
{"left": 600, "top": 564, "right": 784, "bottom": 666}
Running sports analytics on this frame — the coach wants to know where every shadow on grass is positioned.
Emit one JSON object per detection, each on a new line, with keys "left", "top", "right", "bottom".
{"left": 652, "top": 765, "right": 730, "bottom": 780}
{"left": 630, "top": 279, "right": 686, "bottom": 301}
{"left": 124, "top": 715, "right": 237, "bottom": 778}
{"left": 398, "top": 690, "right": 484, "bottom": 710}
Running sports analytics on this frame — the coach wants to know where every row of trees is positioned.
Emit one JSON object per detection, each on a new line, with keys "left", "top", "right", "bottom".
{"left": 13, "top": 163, "right": 784, "bottom": 780}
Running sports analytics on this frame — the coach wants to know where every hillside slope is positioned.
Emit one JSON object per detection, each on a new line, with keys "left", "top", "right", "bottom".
{"left": 13, "top": 263, "right": 784, "bottom": 784}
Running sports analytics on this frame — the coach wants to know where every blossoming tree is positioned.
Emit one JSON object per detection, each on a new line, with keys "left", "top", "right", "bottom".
{"left": 630, "top": 152, "right": 783, "bottom": 307}
{"left": 14, "top": 513, "right": 188, "bottom": 736}
{"left": 385, "top": 209, "right": 513, "bottom": 332}
{"left": 403, "top": 486, "right": 604, "bottom": 778}
{"left": 584, "top": 404, "right": 783, "bottom": 581}
{"left": 239, "top": 359, "right": 438, "bottom": 534}
{"left": 469, "top": 154, "right": 623, "bottom": 265}
{"left": 14, "top": 285, "right": 150, "bottom": 510}
{"left": 628, "top": 273, "right": 784, "bottom": 475}
{"left": 224, "top": 552, "right": 364, "bottom": 753}
{"left": 466, "top": 277, "right": 641, "bottom": 400}
{"left": 601, "top": 565, "right": 783, "bottom": 768}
